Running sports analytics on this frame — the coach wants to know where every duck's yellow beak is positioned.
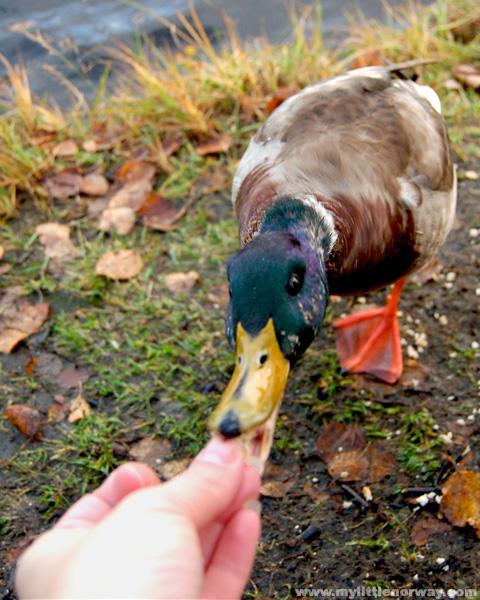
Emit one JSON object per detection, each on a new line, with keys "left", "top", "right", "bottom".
{"left": 209, "top": 318, "right": 290, "bottom": 438}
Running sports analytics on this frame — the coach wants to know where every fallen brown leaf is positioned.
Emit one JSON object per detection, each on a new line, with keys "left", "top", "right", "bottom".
{"left": 128, "top": 436, "right": 172, "bottom": 470}
{"left": 302, "top": 482, "right": 329, "bottom": 505}
{"left": 194, "top": 168, "right": 228, "bottom": 195}
{"left": 82, "top": 139, "right": 100, "bottom": 153}
{"left": 444, "top": 78, "right": 463, "bottom": 92}
{"left": 57, "top": 366, "right": 90, "bottom": 389}
{"left": 108, "top": 179, "right": 153, "bottom": 212}
{"left": 207, "top": 283, "right": 229, "bottom": 309}
{"left": 82, "top": 121, "right": 124, "bottom": 152}
{"left": 0, "top": 294, "right": 49, "bottom": 354}
{"left": 453, "top": 64, "right": 480, "bottom": 91}
{"left": 80, "top": 173, "right": 109, "bottom": 196}
{"left": 260, "top": 463, "right": 300, "bottom": 498}
{"left": 25, "top": 356, "right": 38, "bottom": 376}
{"left": 87, "top": 197, "right": 110, "bottom": 219}
{"left": 159, "top": 458, "right": 191, "bottom": 480}
{"left": 316, "top": 421, "right": 366, "bottom": 462}
{"left": 162, "top": 134, "right": 183, "bottom": 157}
{"left": 43, "top": 168, "right": 82, "bottom": 199}
{"left": 52, "top": 139, "right": 78, "bottom": 157}
{"left": 36, "top": 222, "right": 78, "bottom": 262}
{"left": 351, "top": 49, "right": 384, "bottom": 69}
{"left": 29, "top": 130, "right": 56, "bottom": 147}
{"left": 165, "top": 271, "right": 200, "bottom": 293}
{"left": 410, "top": 516, "right": 452, "bottom": 546}
{"left": 116, "top": 160, "right": 156, "bottom": 183}
{"left": 327, "top": 450, "right": 369, "bottom": 482}
{"left": 399, "top": 359, "right": 430, "bottom": 390}
{"left": 195, "top": 134, "right": 232, "bottom": 156}
{"left": 6, "top": 404, "right": 42, "bottom": 440}
{"left": 48, "top": 395, "right": 69, "bottom": 422}
{"left": 349, "top": 374, "right": 398, "bottom": 398}
{"left": 140, "top": 194, "right": 188, "bottom": 231}
{"left": 449, "top": 9, "right": 480, "bottom": 43}
{"left": 68, "top": 393, "right": 92, "bottom": 423}
{"left": 4, "top": 535, "right": 36, "bottom": 569}
{"left": 95, "top": 249, "right": 143, "bottom": 281}
{"left": 98, "top": 207, "right": 136, "bottom": 235}
{"left": 366, "top": 442, "right": 397, "bottom": 483}
{"left": 441, "top": 470, "right": 480, "bottom": 537}
{"left": 266, "top": 87, "right": 296, "bottom": 114}
{"left": 317, "top": 422, "right": 396, "bottom": 483}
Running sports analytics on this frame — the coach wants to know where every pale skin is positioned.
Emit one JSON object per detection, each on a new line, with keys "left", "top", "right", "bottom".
{"left": 15, "top": 437, "right": 261, "bottom": 599}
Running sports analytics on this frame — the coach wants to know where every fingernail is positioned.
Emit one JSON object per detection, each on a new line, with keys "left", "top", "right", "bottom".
{"left": 243, "top": 499, "right": 262, "bottom": 515}
{"left": 196, "top": 437, "right": 241, "bottom": 466}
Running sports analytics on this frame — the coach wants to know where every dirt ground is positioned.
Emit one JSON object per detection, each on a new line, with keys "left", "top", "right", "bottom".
{"left": 0, "top": 153, "right": 479, "bottom": 597}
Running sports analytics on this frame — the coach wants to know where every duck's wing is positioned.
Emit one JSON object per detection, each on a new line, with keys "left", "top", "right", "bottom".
{"left": 233, "top": 67, "right": 456, "bottom": 294}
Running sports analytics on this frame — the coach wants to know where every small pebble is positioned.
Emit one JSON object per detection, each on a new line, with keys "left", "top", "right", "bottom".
{"left": 407, "top": 345, "right": 419, "bottom": 359}
{"left": 439, "top": 315, "right": 448, "bottom": 326}
{"left": 469, "top": 228, "right": 479, "bottom": 238}
{"left": 342, "top": 500, "right": 353, "bottom": 510}
{"left": 456, "top": 418, "right": 466, "bottom": 426}
{"left": 472, "top": 341, "right": 479, "bottom": 350}
{"left": 362, "top": 486, "right": 373, "bottom": 502}
{"left": 415, "top": 493, "right": 430, "bottom": 507}
{"left": 357, "top": 296, "right": 366, "bottom": 304}
{"left": 436, "top": 557, "right": 446, "bottom": 565}
{"left": 440, "top": 432, "right": 453, "bottom": 445}
{"left": 464, "top": 170, "right": 479, "bottom": 180}
{"left": 447, "top": 394, "right": 455, "bottom": 401}
{"left": 446, "top": 271, "right": 456, "bottom": 282}
{"left": 444, "top": 282, "right": 453, "bottom": 289}
{"left": 299, "top": 524, "right": 321, "bottom": 542}
{"left": 311, "top": 477, "right": 319, "bottom": 483}
{"left": 415, "top": 332, "right": 428, "bottom": 347}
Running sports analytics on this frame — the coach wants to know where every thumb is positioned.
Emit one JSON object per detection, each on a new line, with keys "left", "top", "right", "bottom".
{"left": 122, "top": 437, "right": 248, "bottom": 528}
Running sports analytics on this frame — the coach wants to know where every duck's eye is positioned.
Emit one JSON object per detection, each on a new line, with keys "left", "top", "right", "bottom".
{"left": 259, "top": 352, "right": 268, "bottom": 366}
{"left": 286, "top": 268, "right": 304, "bottom": 296}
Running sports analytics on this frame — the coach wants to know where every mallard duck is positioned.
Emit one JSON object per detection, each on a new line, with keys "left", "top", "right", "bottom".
{"left": 209, "top": 66, "right": 456, "bottom": 469}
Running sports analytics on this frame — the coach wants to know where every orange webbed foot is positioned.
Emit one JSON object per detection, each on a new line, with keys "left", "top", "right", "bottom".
{"left": 333, "top": 279, "right": 406, "bottom": 384}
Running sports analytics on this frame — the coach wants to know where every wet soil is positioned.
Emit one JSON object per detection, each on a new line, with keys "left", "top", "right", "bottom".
{"left": 0, "top": 156, "right": 479, "bottom": 598}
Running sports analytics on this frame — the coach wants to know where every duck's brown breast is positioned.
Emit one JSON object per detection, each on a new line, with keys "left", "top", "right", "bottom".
{"left": 232, "top": 68, "right": 456, "bottom": 294}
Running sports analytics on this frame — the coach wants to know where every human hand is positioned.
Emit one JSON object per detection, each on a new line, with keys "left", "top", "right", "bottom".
{"left": 16, "top": 437, "right": 261, "bottom": 599}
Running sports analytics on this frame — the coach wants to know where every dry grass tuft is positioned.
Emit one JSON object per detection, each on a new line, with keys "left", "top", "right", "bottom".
{"left": 0, "top": 0, "right": 479, "bottom": 219}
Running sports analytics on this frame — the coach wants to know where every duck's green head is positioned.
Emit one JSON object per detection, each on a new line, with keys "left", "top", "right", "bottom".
{"left": 209, "top": 216, "right": 328, "bottom": 447}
